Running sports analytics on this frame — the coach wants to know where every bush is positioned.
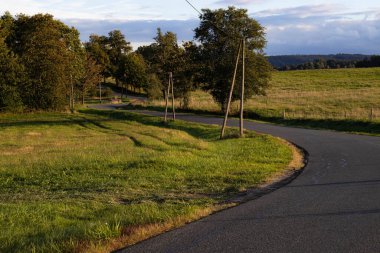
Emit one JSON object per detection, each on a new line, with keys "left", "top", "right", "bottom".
{"left": 146, "top": 74, "right": 163, "bottom": 100}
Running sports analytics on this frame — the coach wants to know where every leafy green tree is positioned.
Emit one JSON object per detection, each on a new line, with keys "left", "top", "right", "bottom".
{"left": 0, "top": 12, "right": 15, "bottom": 41}
{"left": 10, "top": 13, "right": 84, "bottom": 110}
{"left": 117, "top": 53, "right": 148, "bottom": 95}
{"left": 153, "top": 29, "right": 181, "bottom": 79}
{"left": 137, "top": 29, "right": 197, "bottom": 104}
{"left": 0, "top": 38, "right": 25, "bottom": 111}
{"left": 62, "top": 26, "right": 86, "bottom": 109}
{"left": 136, "top": 42, "right": 163, "bottom": 97}
{"left": 79, "top": 53, "right": 102, "bottom": 104}
{"left": 107, "top": 30, "right": 132, "bottom": 86}
{"left": 174, "top": 41, "right": 204, "bottom": 108}
{"left": 136, "top": 44, "right": 158, "bottom": 70}
{"left": 145, "top": 73, "right": 163, "bottom": 99}
{"left": 85, "top": 34, "right": 111, "bottom": 82}
{"left": 195, "top": 7, "right": 272, "bottom": 111}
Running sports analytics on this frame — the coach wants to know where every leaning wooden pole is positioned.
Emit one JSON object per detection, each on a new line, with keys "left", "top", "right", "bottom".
{"left": 240, "top": 38, "right": 246, "bottom": 137}
{"left": 164, "top": 73, "right": 171, "bottom": 122}
{"left": 170, "top": 72, "right": 176, "bottom": 120}
{"left": 220, "top": 41, "right": 242, "bottom": 139}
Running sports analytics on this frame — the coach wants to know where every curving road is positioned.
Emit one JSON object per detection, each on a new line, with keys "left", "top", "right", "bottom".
{"left": 92, "top": 105, "right": 380, "bottom": 253}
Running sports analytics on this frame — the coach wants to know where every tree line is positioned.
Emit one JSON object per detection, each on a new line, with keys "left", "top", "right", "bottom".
{"left": 0, "top": 7, "right": 272, "bottom": 112}
{"left": 0, "top": 12, "right": 102, "bottom": 111}
{"left": 276, "top": 56, "right": 380, "bottom": 71}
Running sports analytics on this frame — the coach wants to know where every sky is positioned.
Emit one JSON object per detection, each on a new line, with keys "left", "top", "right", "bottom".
{"left": 1, "top": 0, "right": 380, "bottom": 55}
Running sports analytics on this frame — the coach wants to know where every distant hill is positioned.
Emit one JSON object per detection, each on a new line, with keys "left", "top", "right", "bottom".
{"left": 268, "top": 54, "right": 370, "bottom": 68}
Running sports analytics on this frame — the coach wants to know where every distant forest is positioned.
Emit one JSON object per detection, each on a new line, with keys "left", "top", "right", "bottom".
{"left": 268, "top": 54, "right": 380, "bottom": 71}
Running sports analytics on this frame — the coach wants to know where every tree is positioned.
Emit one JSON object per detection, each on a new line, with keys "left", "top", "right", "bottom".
{"left": 14, "top": 14, "right": 68, "bottom": 109}
{"left": 194, "top": 7, "right": 272, "bottom": 111}
{"left": 79, "top": 53, "right": 102, "bottom": 104}
{"left": 62, "top": 26, "right": 86, "bottom": 110}
{"left": 0, "top": 11, "right": 14, "bottom": 41}
{"left": 9, "top": 13, "right": 84, "bottom": 110}
{"left": 107, "top": 30, "right": 132, "bottom": 86}
{"left": 137, "top": 29, "right": 197, "bottom": 104}
{"left": 145, "top": 73, "right": 163, "bottom": 99}
{"left": 117, "top": 53, "right": 148, "bottom": 95}
{"left": 0, "top": 38, "right": 25, "bottom": 111}
{"left": 153, "top": 29, "right": 181, "bottom": 79}
{"left": 85, "top": 34, "right": 111, "bottom": 82}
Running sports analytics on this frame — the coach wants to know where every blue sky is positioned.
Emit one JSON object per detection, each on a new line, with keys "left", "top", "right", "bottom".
{"left": 1, "top": 0, "right": 380, "bottom": 55}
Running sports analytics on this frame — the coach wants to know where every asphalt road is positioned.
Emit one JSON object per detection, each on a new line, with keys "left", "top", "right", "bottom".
{"left": 91, "top": 105, "right": 380, "bottom": 253}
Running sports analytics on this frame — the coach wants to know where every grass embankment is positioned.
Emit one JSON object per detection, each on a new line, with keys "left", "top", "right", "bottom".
{"left": 0, "top": 109, "right": 294, "bottom": 252}
{"left": 135, "top": 67, "right": 380, "bottom": 136}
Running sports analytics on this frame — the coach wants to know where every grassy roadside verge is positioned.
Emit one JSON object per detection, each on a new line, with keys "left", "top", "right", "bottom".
{"left": 124, "top": 103, "right": 380, "bottom": 137}
{"left": 0, "top": 109, "right": 298, "bottom": 252}
{"left": 128, "top": 67, "right": 380, "bottom": 136}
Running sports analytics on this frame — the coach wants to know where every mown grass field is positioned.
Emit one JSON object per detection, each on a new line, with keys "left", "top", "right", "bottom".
{"left": 0, "top": 109, "right": 293, "bottom": 252}
{"left": 141, "top": 67, "right": 380, "bottom": 135}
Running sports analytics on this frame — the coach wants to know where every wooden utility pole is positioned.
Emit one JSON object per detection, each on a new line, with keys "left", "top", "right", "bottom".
{"left": 164, "top": 74, "right": 170, "bottom": 122}
{"left": 221, "top": 41, "right": 242, "bottom": 139}
{"left": 164, "top": 72, "right": 176, "bottom": 122}
{"left": 99, "top": 82, "right": 102, "bottom": 104}
{"left": 70, "top": 74, "right": 74, "bottom": 111}
{"left": 72, "top": 82, "right": 74, "bottom": 109}
{"left": 220, "top": 39, "right": 246, "bottom": 139}
{"left": 170, "top": 72, "right": 176, "bottom": 120}
{"left": 240, "top": 38, "right": 245, "bottom": 137}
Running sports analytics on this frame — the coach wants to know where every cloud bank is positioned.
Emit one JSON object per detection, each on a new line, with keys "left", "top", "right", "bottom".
{"left": 65, "top": 19, "right": 199, "bottom": 49}
{"left": 61, "top": 4, "right": 380, "bottom": 55}
{"left": 255, "top": 5, "right": 380, "bottom": 55}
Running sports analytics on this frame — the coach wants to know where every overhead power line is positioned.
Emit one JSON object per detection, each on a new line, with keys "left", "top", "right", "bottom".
{"left": 183, "top": 0, "right": 247, "bottom": 138}
{"left": 183, "top": 0, "right": 231, "bottom": 38}
{"left": 184, "top": 0, "right": 202, "bottom": 16}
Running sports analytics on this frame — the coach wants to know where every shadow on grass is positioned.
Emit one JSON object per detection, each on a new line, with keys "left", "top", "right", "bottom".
{"left": 0, "top": 114, "right": 116, "bottom": 130}
{"left": 0, "top": 119, "right": 88, "bottom": 128}
{"left": 125, "top": 103, "right": 380, "bottom": 136}
{"left": 0, "top": 109, "right": 225, "bottom": 141}
{"left": 123, "top": 103, "right": 224, "bottom": 116}
{"left": 80, "top": 109, "right": 221, "bottom": 141}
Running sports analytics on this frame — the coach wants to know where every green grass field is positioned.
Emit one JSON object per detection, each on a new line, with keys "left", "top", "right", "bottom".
{"left": 0, "top": 109, "right": 293, "bottom": 252}
{"left": 140, "top": 67, "right": 380, "bottom": 135}
{"left": 249, "top": 67, "right": 380, "bottom": 120}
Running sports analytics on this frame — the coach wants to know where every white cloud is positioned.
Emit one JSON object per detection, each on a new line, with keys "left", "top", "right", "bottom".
{"left": 2, "top": 1, "right": 380, "bottom": 55}
{"left": 215, "top": 0, "right": 261, "bottom": 5}
{"left": 260, "top": 13, "right": 380, "bottom": 55}
{"left": 0, "top": 0, "right": 186, "bottom": 20}
{"left": 64, "top": 18, "right": 199, "bottom": 45}
{"left": 254, "top": 4, "right": 344, "bottom": 18}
